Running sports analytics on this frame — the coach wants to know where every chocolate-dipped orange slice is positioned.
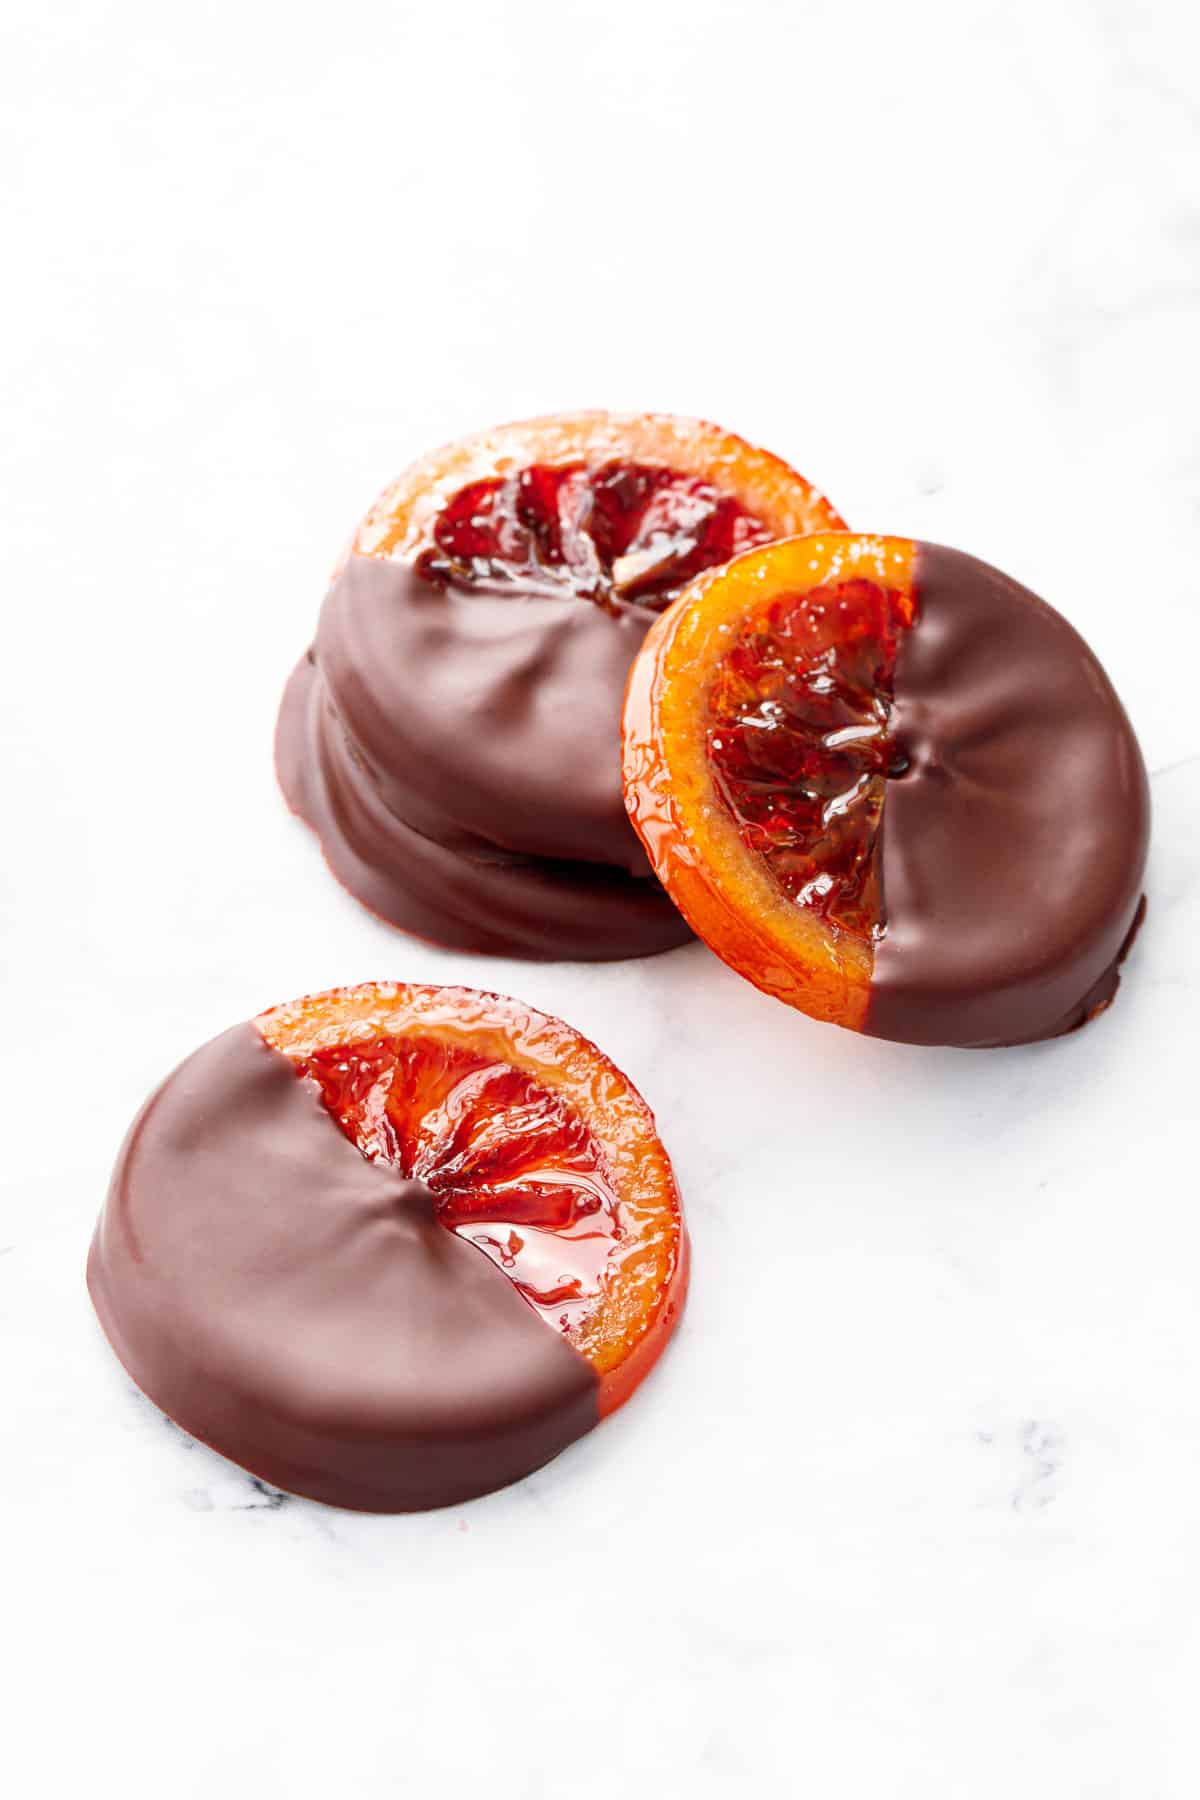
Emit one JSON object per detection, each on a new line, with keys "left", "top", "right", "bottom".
{"left": 88, "top": 983, "right": 687, "bottom": 1511}
{"left": 623, "top": 535, "right": 1149, "bottom": 1047}
{"left": 276, "top": 412, "right": 844, "bottom": 960}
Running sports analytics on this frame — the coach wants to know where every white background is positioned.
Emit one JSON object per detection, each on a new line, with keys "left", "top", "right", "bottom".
{"left": 3, "top": 2, "right": 1199, "bottom": 1795}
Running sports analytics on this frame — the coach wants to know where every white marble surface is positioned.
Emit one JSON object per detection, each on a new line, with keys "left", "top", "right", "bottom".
{"left": 3, "top": 1, "right": 1199, "bottom": 1793}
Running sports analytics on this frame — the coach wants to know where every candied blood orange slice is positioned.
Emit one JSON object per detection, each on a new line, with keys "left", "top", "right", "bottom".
{"left": 623, "top": 535, "right": 917, "bottom": 1030}
{"left": 277, "top": 411, "right": 845, "bottom": 962}
{"left": 353, "top": 410, "right": 846, "bottom": 611}
{"left": 623, "top": 533, "right": 1150, "bottom": 1045}
{"left": 257, "top": 981, "right": 688, "bottom": 1414}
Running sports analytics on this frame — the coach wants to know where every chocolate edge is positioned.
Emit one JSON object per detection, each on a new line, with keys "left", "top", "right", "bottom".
{"left": 864, "top": 542, "right": 1150, "bottom": 1048}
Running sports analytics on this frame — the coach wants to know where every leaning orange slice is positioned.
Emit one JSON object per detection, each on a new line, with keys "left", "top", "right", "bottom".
{"left": 623, "top": 534, "right": 1149, "bottom": 1046}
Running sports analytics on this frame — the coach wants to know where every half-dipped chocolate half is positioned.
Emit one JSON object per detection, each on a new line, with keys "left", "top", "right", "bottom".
{"left": 276, "top": 412, "right": 845, "bottom": 960}
{"left": 623, "top": 535, "right": 1149, "bottom": 1048}
{"left": 88, "top": 982, "right": 688, "bottom": 1511}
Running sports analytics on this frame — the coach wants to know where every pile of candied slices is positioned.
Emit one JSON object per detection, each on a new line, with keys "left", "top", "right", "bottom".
{"left": 89, "top": 411, "right": 1148, "bottom": 1511}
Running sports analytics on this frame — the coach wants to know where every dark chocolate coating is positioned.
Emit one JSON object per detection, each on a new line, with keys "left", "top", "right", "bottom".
{"left": 87, "top": 1024, "right": 598, "bottom": 1511}
{"left": 866, "top": 544, "right": 1149, "bottom": 1048}
{"left": 276, "top": 556, "right": 691, "bottom": 960}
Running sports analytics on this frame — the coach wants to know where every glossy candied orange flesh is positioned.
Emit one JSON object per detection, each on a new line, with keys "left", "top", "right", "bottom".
{"left": 622, "top": 535, "right": 918, "bottom": 1030}
{"left": 414, "top": 459, "right": 774, "bottom": 612}
{"left": 256, "top": 982, "right": 687, "bottom": 1414}
{"left": 708, "top": 575, "right": 912, "bottom": 939}
{"left": 352, "top": 410, "right": 846, "bottom": 575}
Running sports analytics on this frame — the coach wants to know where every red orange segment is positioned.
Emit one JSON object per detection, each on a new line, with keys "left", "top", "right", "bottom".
{"left": 622, "top": 535, "right": 918, "bottom": 1030}
{"left": 298, "top": 1033, "right": 623, "bottom": 1331}
{"left": 256, "top": 982, "right": 687, "bottom": 1412}
{"left": 707, "top": 575, "right": 912, "bottom": 939}
{"left": 353, "top": 409, "right": 847, "bottom": 573}
{"left": 415, "top": 459, "right": 775, "bottom": 612}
